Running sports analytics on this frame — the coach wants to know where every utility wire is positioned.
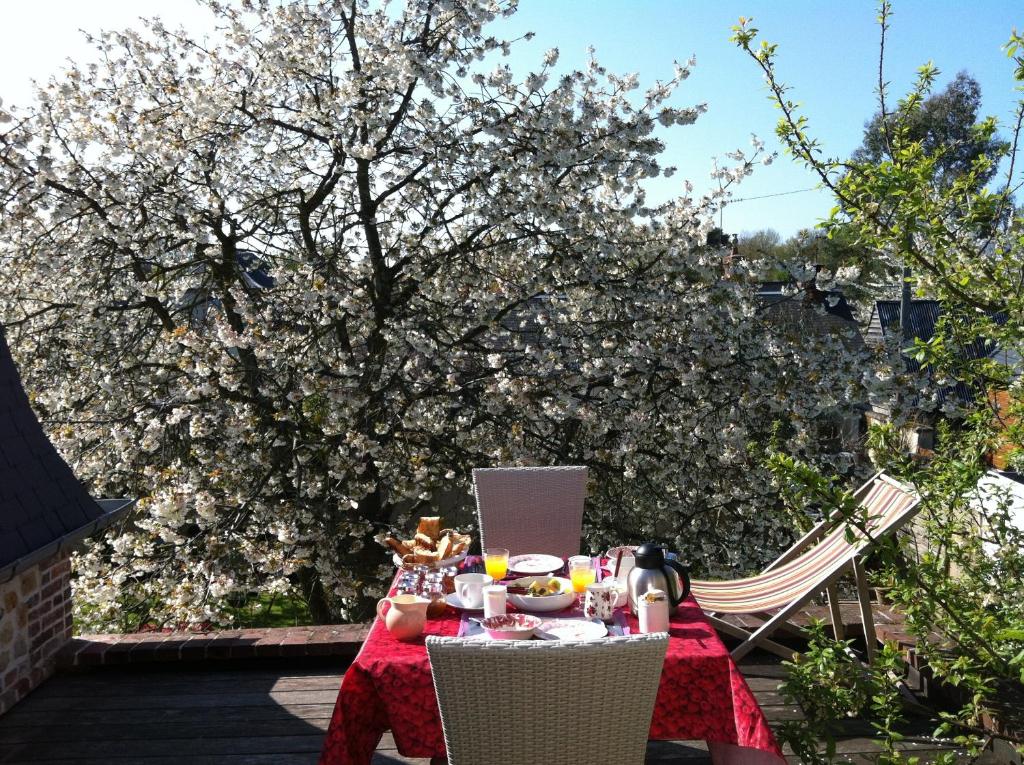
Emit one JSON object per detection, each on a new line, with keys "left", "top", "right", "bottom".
{"left": 725, "top": 186, "right": 818, "bottom": 203}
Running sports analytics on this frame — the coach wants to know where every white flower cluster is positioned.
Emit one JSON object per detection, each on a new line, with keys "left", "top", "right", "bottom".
{"left": 0, "top": 0, "right": 869, "bottom": 627}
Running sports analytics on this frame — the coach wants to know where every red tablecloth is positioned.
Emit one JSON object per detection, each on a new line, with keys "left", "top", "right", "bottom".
{"left": 319, "top": 589, "right": 785, "bottom": 765}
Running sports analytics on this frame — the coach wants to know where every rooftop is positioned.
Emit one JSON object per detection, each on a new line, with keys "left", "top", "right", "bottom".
{"left": 0, "top": 327, "right": 132, "bottom": 582}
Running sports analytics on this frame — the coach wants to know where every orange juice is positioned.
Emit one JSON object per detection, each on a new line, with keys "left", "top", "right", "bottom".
{"left": 570, "top": 566, "right": 596, "bottom": 593}
{"left": 484, "top": 556, "right": 508, "bottom": 582}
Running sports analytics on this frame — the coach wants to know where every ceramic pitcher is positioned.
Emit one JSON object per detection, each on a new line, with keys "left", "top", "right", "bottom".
{"left": 376, "top": 594, "right": 430, "bottom": 640}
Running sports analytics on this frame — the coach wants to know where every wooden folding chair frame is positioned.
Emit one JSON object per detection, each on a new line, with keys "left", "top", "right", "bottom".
{"left": 698, "top": 472, "right": 919, "bottom": 665}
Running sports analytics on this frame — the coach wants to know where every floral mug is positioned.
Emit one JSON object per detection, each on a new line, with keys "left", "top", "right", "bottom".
{"left": 583, "top": 582, "right": 616, "bottom": 623}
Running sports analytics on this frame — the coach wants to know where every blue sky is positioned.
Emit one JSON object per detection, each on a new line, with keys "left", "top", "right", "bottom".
{"left": 492, "top": 1, "right": 1023, "bottom": 237}
{"left": 1, "top": 1, "right": 1020, "bottom": 237}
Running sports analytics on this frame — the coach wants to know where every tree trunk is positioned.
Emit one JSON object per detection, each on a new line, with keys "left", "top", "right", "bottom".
{"left": 298, "top": 566, "right": 333, "bottom": 624}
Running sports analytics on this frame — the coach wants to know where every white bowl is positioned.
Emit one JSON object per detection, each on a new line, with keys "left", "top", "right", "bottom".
{"left": 605, "top": 545, "right": 639, "bottom": 560}
{"left": 479, "top": 613, "right": 542, "bottom": 640}
{"left": 506, "top": 576, "right": 576, "bottom": 612}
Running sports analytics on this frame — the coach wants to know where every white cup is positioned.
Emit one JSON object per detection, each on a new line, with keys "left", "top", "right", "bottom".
{"left": 613, "top": 554, "right": 636, "bottom": 582}
{"left": 483, "top": 584, "right": 507, "bottom": 618}
{"left": 637, "top": 588, "right": 670, "bottom": 634}
{"left": 454, "top": 573, "right": 493, "bottom": 609}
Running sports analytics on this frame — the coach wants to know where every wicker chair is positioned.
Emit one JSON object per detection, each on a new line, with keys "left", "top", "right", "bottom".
{"left": 472, "top": 466, "right": 588, "bottom": 558}
{"left": 426, "top": 633, "right": 668, "bottom": 765}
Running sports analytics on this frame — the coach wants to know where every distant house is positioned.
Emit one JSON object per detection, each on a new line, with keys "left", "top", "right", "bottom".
{"left": 864, "top": 299, "right": 1014, "bottom": 455}
{"left": 973, "top": 470, "right": 1024, "bottom": 556}
{"left": 0, "top": 326, "right": 133, "bottom": 715}
{"left": 757, "top": 280, "right": 866, "bottom": 456}
{"left": 757, "top": 280, "right": 860, "bottom": 331}
{"left": 181, "top": 250, "right": 275, "bottom": 327}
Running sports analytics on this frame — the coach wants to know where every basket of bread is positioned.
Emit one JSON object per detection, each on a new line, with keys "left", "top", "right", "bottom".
{"left": 383, "top": 516, "right": 472, "bottom": 568}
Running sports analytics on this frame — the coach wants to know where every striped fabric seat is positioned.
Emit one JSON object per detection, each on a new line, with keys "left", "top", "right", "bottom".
{"left": 692, "top": 473, "right": 919, "bottom": 663}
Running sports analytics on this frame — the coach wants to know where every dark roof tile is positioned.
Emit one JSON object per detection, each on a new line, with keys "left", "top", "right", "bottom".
{"left": 0, "top": 326, "right": 110, "bottom": 570}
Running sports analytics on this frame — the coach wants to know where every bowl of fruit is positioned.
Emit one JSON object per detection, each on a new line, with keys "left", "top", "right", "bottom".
{"left": 505, "top": 576, "right": 575, "bottom": 612}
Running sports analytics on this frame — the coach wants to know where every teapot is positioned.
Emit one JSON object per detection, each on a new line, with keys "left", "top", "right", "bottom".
{"left": 376, "top": 594, "right": 430, "bottom": 640}
{"left": 626, "top": 543, "right": 690, "bottom": 615}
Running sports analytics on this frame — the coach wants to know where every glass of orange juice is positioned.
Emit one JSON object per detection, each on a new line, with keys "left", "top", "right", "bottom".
{"left": 483, "top": 547, "right": 509, "bottom": 582}
{"left": 568, "top": 556, "right": 596, "bottom": 593}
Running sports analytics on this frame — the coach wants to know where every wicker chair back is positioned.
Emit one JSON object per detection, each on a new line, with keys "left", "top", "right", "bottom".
{"left": 427, "top": 633, "right": 668, "bottom": 765}
{"left": 472, "top": 466, "right": 588, "bottom": 558}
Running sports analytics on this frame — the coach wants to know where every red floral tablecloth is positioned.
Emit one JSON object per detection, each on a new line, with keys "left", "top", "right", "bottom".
{"left": 319, "top": 583, "right": 784, "bottom": 765}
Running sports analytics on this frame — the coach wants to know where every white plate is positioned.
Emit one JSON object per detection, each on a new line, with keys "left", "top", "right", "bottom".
{"left": 444, "top": 592, "right": 483, "bottom": 612}
{"left": 392, "top": 549, "right": 468, "bottom": 569}
{"left": 536, "top": 618, "right": 608, "bottom": 641}
{"left": 508, "top": 553, "right": 564, "bottom": 575}
{"left": 506, "top": 576, "right": 576, "bottom": 613}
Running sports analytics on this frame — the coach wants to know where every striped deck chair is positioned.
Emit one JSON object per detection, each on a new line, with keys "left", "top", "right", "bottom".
{"left": 691, "top": 473, "right": 919, "bottom": 664}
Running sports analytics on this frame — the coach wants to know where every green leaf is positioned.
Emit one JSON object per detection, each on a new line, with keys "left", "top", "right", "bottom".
{"left": 995, "top": 628, "right": 1024, "bottom": 641}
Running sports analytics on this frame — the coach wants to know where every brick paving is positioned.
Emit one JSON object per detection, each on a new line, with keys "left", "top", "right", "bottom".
{"left": 56, "top": 601, "right": 898, "bottom": 670}
{"left": 57, "top": 624, "right": 370, "bottom": 668}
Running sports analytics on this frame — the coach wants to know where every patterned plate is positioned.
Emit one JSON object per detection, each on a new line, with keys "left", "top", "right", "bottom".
{"left": 507, "top": 553, "right": 564, "bottom": 575}
{"left": 535, "top": 618, "right": 608, "bottom": 641}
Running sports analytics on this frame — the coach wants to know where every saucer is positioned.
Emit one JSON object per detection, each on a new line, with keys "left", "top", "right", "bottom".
{"left": 445, "top": 592, "right": 483, "bottom": 611}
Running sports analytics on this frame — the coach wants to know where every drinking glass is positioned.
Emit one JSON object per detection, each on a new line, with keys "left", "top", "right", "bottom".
{"left": 569, "top": 557, "right": 596, "bottom": 593}
{"left": 483, "top": 547, "right": 509, "bottom": 582}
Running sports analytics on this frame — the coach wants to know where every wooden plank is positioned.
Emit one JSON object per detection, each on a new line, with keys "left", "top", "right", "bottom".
{"left": 828, "top": 736, "right": 962, "bottom": 754}
{"left": 39, "top": 668, "right": 339, "bottom": 685}
{"left": 757, "top": 704, "right": 805, "bottom": 722}
{"left": 27, "top": 673, "right": 344, "bottom": 698}
{"left": 16, "top": 756, "right": 318, "bottom": 765}
{"left": 747, "top": 690, "right": 786, "bottom": 706}
{"left": 742, "top": 676, "right": 785, "bottom": 692}
{"left": 370, "top": 754, "right": 433, "bottom": 765}
{"left": 0, "top": 717, "right": 332, "bottom": 745}
{"left": 12, "top": 688, "right": 341, "bottom": 712}
{"left": 738, "top": 663, "right": 790, "bottom": 679}
{"left": 3, "top": 734, "right": 327, "bottom": 762}
{"left": 0, "top": 703, "right": 339, "bottom": 727}
{"left": 644, "top": 739, "right": 712, "bottom": 762}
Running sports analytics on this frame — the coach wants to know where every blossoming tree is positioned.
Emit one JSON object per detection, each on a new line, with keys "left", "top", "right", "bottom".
{"left": 0, "top": 0, "right": 865, "bottom": 625}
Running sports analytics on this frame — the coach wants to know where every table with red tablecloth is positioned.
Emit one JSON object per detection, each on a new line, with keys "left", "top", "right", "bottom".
{"left": 318, "top": 587, "right": 785, "bottom": 765}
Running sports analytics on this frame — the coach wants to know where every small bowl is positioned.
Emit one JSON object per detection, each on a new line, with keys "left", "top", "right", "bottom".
{"left": 479, "top": 613, "right": 542, "bottom": 640}
{"left": 605, "top": 545, "right": 638, "bottom": 561}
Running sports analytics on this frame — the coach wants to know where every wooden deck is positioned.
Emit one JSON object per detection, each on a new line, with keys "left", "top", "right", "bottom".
{"left": 0, "top": 658, "right": 991, "bottom": 764}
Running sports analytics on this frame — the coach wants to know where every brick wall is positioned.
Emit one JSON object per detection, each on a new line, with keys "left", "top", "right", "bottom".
{"left": 0, "top": 554, "right": 73, "bottom": 715}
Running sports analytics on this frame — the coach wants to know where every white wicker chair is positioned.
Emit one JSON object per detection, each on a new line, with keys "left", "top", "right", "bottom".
{"left": 426, "top": 633, "right": 668, "bottom": 765}
{"left": 472, "top": 466, "right": 588, "bottom": 558}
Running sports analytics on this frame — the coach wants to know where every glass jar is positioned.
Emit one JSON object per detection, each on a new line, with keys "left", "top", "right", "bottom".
{"left": 440, "top": 565, "right": 458, "bottom": 595}
{"left": 423, "top": 572, "right": 448, "bottom": 618}
{"left": 395, "top": 570, "right": 421, "bottom": 596}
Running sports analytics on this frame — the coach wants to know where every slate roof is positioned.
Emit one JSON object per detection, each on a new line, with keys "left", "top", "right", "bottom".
{"left": 0, "top": 326, "right": 132, "bottom": 581}
{"left": 756, "top": 282, "right": 862, "bottom": 352}
{"left": 866, "top": 299, "right": 998, "bottom": 406}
